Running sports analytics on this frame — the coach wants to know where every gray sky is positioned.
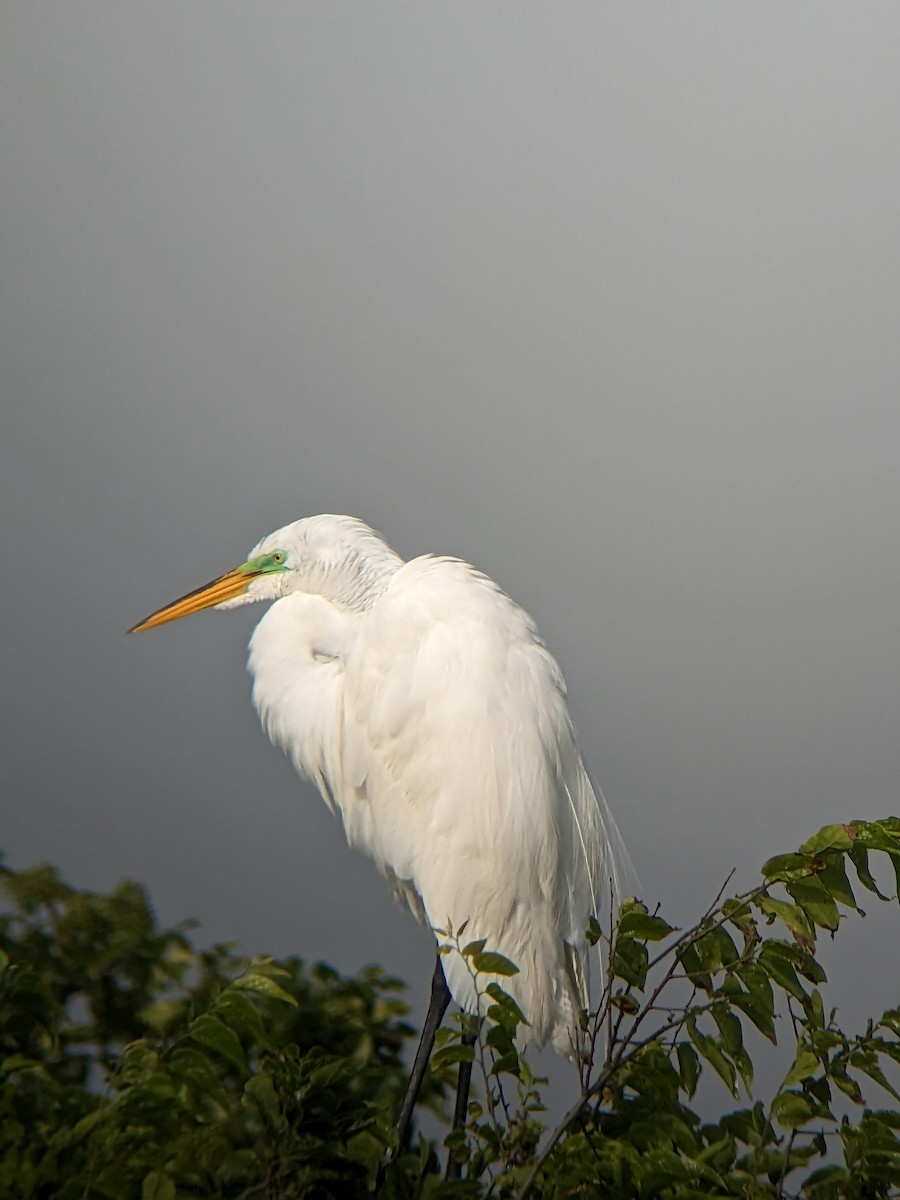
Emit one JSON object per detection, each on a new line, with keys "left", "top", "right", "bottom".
{"left": 2, "top": 2, "right": 899, "bottom": 1097}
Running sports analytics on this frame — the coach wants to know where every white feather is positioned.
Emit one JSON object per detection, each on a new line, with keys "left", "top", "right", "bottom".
{"left": 245, "top": 516, "right": 634, "bottom": 1058}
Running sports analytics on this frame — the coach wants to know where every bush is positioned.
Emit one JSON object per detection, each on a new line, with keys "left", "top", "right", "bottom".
{"left": 1, "top": 818, "right": 898, "bottom": 1198}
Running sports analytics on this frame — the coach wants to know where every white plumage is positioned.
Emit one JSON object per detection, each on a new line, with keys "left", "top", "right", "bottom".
{"left": 244, "top": 516, "right": 630, "bottom": 1056}
{"left": 132, "top": 515, "right": 632, "bottom": 1059}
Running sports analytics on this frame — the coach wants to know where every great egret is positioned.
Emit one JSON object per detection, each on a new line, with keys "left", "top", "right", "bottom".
{"left": 130, "top": 515, "right": 632, "bottom": 1152}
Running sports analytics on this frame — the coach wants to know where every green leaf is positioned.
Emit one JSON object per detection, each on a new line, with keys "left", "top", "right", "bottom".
{"left": 711, "top": 1005, "right": 744, "bottom": 1056}
{"left": 736, "top": 963, "right": 774, "bottom": 1011}
{"left": 232, "top": 971, "right": 297, "bottom": 1005}
{"left": 761, "top": 852, "right": 820, "bottom": 882}
{"left": 461, "top": 938, "right": 487, "bottom": 957}
{"left": 613, "top": 937, "right": 649, "bottom": 988}
{"left": 770, "top": 1090, "right": 813, "bottom": 1130}
{"left": 784, "top": 1048, "right": 819, "bottom": 1087}
{"left": 142, "top": 1172, "right": 176, "bottom": 1200}
{"left": 617, "top": 912, "right": 676, "bottom": 941}
{"left": 732, "top": 1045, "right": 755, "bottom": 1094}
{"left": 485, "top": 1023, "right": 515, "bottom": 1056}
{"left": 676, "top": 1043, "right": 700, "bottom": 1099}
{"left": 486, "top": 1003, "right": 516, "bottom": 1034}
{"left": 758, "top": 942, "right": 808, "bottom": 1003}
{"left": 431, "top": 1043, "right": 475, "bottom": 1070}
{"left": 68, "top": 1108, "right": 106, "bottom": 1144}
{"left": 730, "top": 966, "right": 776, "bottom": 1044}
{"left": 732, "top": 990, "right": 776, "bottom": 1044}
{"left": 802, "top": 1165, "right": 851, "bottom": 1190}
{"left": 611, "top": 990, "right": 640, "bottom": 1014}
{"left": 798, "top": 824, "right": 856, "bottom": 855}
{"left": 688, "top": 1017, "right": 738, "bottom": 1098}
{"left": 168, "top": 1046, "right": 229, "bottom": 1099}
{"left": 214, "top": 990, "right": 268, "bottom": 1044}
{"left": 244, "top": 1070, "right": 280, "bottom": 1120}
{"left": 808, "top": 988, "right": 826, "bottom": 1028}
{"left": 723, "top": 897, "right": 757, "bottom": 939}
{"left": 829, "top": 1061, "right": 864, "bottom": 1104}
{"left": 804, "top": 1074, "right": 836, "bottom": 1121}
{"left": 490, "top": 1050, "right": 520, "bottom": 1076}
{"left": 756, "top": 895, "right": 815, "bottom": 944}
{"left": 189, "top": 1013, "right": 249, "bottom": 1074}
{"left": 849, "top": 1049, "right": 900, "bottom": 1102}
{"left": 853, "top": 819, "right": 900, "bottom": 854}
{"left": 793, "top": 948, "right": 827, "bottom": 986}
{"left": 890, "top": 850, "right": 900, "bottom": 900}
{"left": 816, "top": 854, "right": 859, "bottom": 911}
{"left": 849, "top": 844, "right": 890, "bottom": 900}
{"left": 484, "top": 982, "right": 527, "bottom": 1025}
{"left": 695, "top": 924, "right": 740, "bottom": 971}
{"left": 638, "top": 1147, "right": 692, "bottom": 1192}
{"left": 785, "top": 876, "right": 840, "bottom": 932}
{"left": 676, "top": 942, "right": 712, "bottom": 992}
{"left": 308, "top": 1056, "right": 351, "bottom": 1088}
{"left": 720, "top": 1104, "right": 768, "bottom": 1150}
{"left": 471, "top": 950, "right": 519, "bottom": 976}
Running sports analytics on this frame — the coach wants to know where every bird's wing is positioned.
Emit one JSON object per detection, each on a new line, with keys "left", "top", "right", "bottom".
{"left": 338, "top": 555, "right": 623, "bottom": 1048}
{"left": 250, "top": 592, "right": 362, "bottom": 814}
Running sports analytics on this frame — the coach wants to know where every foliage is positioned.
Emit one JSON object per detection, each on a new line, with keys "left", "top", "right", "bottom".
{"left": 1, "top": 818, "right": 899, "bottom": 1198}
{"left": 0, "top": 861, "right": 428, "bottom": 1198}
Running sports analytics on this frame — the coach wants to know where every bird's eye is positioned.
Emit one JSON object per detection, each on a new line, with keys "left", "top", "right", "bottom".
{"left": 272, "top": 551, "right": 286, "bottom": 565}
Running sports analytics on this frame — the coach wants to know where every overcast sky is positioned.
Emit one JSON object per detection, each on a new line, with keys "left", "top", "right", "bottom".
{"left": 2, "top": 2, "right": 899, "bottom": 1101}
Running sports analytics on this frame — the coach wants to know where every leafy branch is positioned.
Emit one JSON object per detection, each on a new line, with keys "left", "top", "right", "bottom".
{"left": 1, "top": 817, "right": 898, "bottom": 1199}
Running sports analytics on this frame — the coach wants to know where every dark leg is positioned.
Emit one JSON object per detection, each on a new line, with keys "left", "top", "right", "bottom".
{"left": 392, "top": 952, "right": 452, "bottom": 1153}
{"left": 444, "top": 1023, "right": 479, "bottom": 1181}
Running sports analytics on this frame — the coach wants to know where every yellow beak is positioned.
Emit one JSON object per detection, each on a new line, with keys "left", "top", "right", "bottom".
{"left": 128, "top": 566, "right": 257, "bottom": 633}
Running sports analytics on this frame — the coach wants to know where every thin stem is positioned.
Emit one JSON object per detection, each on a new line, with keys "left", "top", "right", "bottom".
{"left": 777, "top": 1128, "right": 797, "bottom": 1199}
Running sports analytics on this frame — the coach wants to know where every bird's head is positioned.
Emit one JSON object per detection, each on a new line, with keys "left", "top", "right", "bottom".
{"left": 128, "top": 515, "right": 401, "bottom": 633}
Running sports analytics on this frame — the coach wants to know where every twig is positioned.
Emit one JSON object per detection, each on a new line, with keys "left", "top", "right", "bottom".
{"left": 777, "top": 1128, "right": 797, "bottom": 1199}
{"left": 645, "top": 873, "right": 757, "bottom": 975}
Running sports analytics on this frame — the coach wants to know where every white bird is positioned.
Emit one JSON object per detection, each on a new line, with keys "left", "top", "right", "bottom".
{"left": 130, "top": 515, "right": 632, "bottom": 1144}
